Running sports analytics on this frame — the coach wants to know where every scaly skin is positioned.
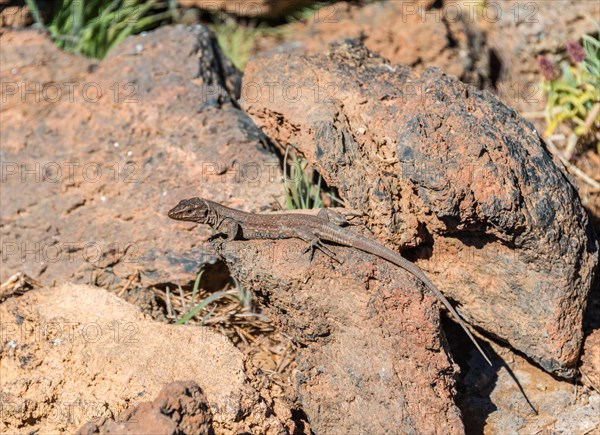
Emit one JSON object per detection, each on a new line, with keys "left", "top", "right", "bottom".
{"left": 168, "top": 197, "right": 492, "bottom": 365}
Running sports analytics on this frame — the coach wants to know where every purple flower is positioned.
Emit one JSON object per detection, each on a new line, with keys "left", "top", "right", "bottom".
{"left": 538, "top": 55, "right": 556, "bottom": 81}
{"left": 566, "top": 40, "right": 586, "bottom": 64}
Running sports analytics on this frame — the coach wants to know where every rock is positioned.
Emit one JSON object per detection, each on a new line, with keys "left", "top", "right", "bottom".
{"left": 481, "top": 0, "right": 600, "bottom": 226}
{"left": 241, "top": 40, "right": 598, "bottom": 377}
{"left": 263, "top": 0, "right": 491, "bottom": 88}
{"left": 0, "top": 25, "right": 284, "bottom": 288}
{"left": 256, "top": 0, "right": 600, "bottom": 226}
{"left": 76, "top": 381, "right": 214, "bottom": 435}
{"left": 1, "top": 4, "right": 35, "bottom": 27}
{"left": 458, "top": 336, "right": 600, "bottom": 434}
{"left": 581, "top": 329, "right": 600, "bottom": 390}
{"left": 0, "top": 29, "right": 92, "bottom": 84}
{"left": 213, "top": 234, "right": 464, "bottom": 434}
{"left": 273, "top": 0, "right": 598, "bottom": 132}
{"left": 0, "top": 284, "right": 246, "bottom": 433}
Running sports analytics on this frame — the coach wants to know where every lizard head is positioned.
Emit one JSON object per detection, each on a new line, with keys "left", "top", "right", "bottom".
{"left": 168, "top": 197, "right": 209, "bottom": 223}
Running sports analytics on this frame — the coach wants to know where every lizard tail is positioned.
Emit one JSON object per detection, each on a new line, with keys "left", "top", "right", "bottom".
{"left": 416, "top": 271, "right": 493, "bottom": 366}
{"left": 358, "top": 238, "right": 493, "bottom": 366}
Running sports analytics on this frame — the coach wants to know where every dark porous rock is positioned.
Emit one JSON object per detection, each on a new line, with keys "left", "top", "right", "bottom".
{"left": 76, "top": 381, "right": 214, "bottom": 435}
{"left": 241, "top": 40, "right": 598, "bottom": 378}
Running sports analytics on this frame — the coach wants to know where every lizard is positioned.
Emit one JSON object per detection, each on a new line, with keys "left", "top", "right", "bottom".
{"left": 168, "top": 197, "right": 492, "bottom": 366}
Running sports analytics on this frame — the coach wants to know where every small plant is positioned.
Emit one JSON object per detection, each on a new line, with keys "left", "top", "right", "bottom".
{"left": 208, "top": 2, "right": 336, "bottom": 71}
{"left": 539, "top": 30, "right": 600, "bottom": 157}
{"left": 25, "top": 0, "right": 174, "bottom": 59}
{"left": 282, "top": 146, "right": 345, "bottom": 210}
{"left": 167, "top": 270, "right": 273, "bottom": 348}
{"left": 209, "top": 16, "right": 287, "bottom": 71}
{"left": 283, "top": 153, "right": 324, "bottom": 210}
{"left": 176, "top": 270, "right": 205, "bottom": 325}
{"left": 285, "top": 1, "right": 331, "bottom": 22}
{"left": 209, "top": 17, "right": 262, "bottom": 71}
{"left": 175, "top": 270, "right": 257, "bottom": 327}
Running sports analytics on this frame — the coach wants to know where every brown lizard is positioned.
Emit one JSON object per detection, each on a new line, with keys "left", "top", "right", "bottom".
{"left": 168, "top": 197, "right": 492, "bottom": 365}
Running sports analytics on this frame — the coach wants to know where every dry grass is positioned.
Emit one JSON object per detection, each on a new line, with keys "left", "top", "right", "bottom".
{"left": 149, "top": 272, "right": 297, "bottom": 379}
{"left": 0, "top": 272, "right": 44, "bottom": 303}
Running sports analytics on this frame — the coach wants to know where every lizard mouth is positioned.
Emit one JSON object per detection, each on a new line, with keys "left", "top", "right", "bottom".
{"left": 167, "top": 206, "right": 182, "bottom": 220}
{"left": 167, "top": 207, "right": 180, "bottom": 219}
{"left": 168, "top": 199, "right": 191, "bottom": 220}
{"left": 167, "top": 197, "right": 207, "bottom": 222}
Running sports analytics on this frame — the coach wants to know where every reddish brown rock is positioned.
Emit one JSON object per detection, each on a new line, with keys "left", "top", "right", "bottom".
{"left": 264, "top": 0, "right": 490, "bottom": 88}
{"left": 480, "top": 0, "right": 600, "bottom": 225}
{"left": 214, "top": 233, "right": 464, "bottom": 434}
{"left": 241, "top": 40, "right": 598, "bottom": 378}
{"left": 76, "top": 381, "right": 214, "bottom": 435}
{"left": 256, "top": 0, "right": 600, "bottom": 228}
{"left": 0, "top": 26, "right": 284, "bottom": 288}
{"left": 1, "top": 3, "right": 35, "bottom": 27}
{"left": 274, "top": 0, "right": 598, "bottom": 126}
{"left": 581, "top": 329, "right": 600, "bottom": 390}
{"left": 0, "top": 284, "right": 246, "bottom": 433}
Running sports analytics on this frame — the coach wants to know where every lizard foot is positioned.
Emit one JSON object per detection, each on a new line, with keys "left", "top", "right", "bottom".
{"left": 302, "top": 239, "right": 341, "bottom": 263}
{"left": 207, "top": 233, "right": 227, "bottom": 242}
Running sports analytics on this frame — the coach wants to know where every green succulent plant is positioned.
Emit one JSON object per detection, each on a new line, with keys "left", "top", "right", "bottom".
{"left": 540, "top": 29, "right": 600, "bottom": 154}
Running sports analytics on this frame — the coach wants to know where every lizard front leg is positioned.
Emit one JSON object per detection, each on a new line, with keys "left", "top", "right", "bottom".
{"left": 211, "top": 218, "right": 241, "bottom": 240}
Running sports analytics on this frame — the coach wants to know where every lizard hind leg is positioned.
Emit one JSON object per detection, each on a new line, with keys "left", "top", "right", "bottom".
{"left": 295, "top": 228, "right": 340, "bottom": 263}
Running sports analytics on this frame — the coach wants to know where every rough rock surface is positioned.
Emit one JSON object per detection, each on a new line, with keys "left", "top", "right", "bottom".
{"left": 581, "top": 329, "right": 600, "bottom": 390}
{"left": 0, "top": 26, "right": 284, "bottom": 288}
{"left": 264, "top": 0, "right": 490, "bottom": 88}
{"left": 258, "top": 0, "right": 600, "bottom": 224}
{"left": 273, "top": 0, "right": 598, "bottom": 131}
{"left": 241, "top": 40, "right": 599, "bottom": 377}
{"left": 481, "top": 0, "right": 600, "bottom": 225}
{"left": 76, "top": 381, "right": 214, "bottom": 435}
{"left": 213, "top": 233, "right": 464, "bottom": 434}
{"left": 457, "top": 332, "right": 600, "bottom": 434}
{"left": 0, "top": 284, "right": 246, "bottom": 433}
{"left": 0, "top": 3, "right": 36, "bottom": 27}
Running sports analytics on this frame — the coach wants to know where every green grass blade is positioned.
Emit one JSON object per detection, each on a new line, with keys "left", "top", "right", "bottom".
{"left": 24, "top": 0, "right": 43, "bottom": 26}
{"left": 190, "top": 270, "right": 203, "bottom": 303}
{"left": 176, "top": 291, "right": 231, "bottom": 325}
